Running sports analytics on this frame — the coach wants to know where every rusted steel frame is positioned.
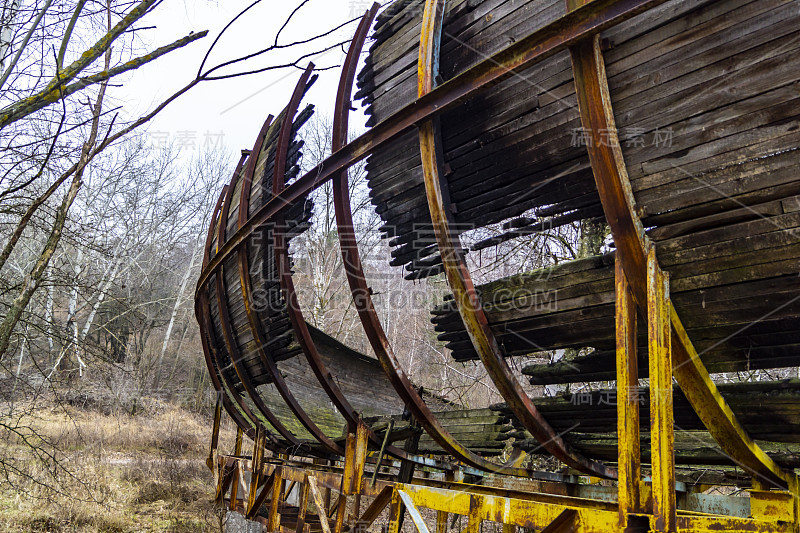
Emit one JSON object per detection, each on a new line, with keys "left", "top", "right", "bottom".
{"left": 195, "top": 0, "right": 668, "bottom": 297}
{"left": 216, "top": 463, "right": 236, "bottom": 506}
{"left": 647, "top": 249, "right": 676, "bottom": 532}
{"left": 416, "top": 0, "right": 612, "bottom": 479}
{"left": 295, "top": 475, "right": 311, "bottom": 532}
{"left": 539, "top": 509, "right": 578, "bottom": 533}
{"left": 269, "top": 63, "right": 345, "bottom": 456}
{"left": 360, "top": 486, "right": 393, "bottom": 529}
{"left": 614, "top": 255, "right": 641, "bottom": 524}
{"left": 215, "top": 141, "right": 301, "bottom": 449}
{"left": 260, "top": 459, "right": 617, "bottom": 512}
{"left": 234, "top": 114, "right": 325, "bottom": 454}
{"left": 263, "top": 5, "right": 400, "bottom": 455}
{"left": 247, "top": 426, "right": 265, "bottom": 514}
{"left": 197, "top": 177, "right": 260, "bottom": 443}
{"left": 331, "top": 2, "right": 494, "bottom": 471}
{"left": 330, "top": 0, "right": 526, "bottom": 480}
{"left": 387, "top": 482, "right": 793, "bottom": 533}
{"left": 230, "top": 459, "right": 242, "bottom": 511}
{"left": 567, "top": 32, "right": 791, "bottom": 489}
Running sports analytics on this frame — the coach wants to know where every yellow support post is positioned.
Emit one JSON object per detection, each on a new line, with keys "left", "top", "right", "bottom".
{"left": 247, "top": 426, "right": 263, "bottom": 516}
{"left": 295, "top": 475, "right": 310, "bottom": 533}
{"left": 388, "top": 488, "right": 403, "bottom": 533}
{"left": 436, "top": 510, "right": 448, "bottom": 533}
{"left": 647, "top": 248, "right": 676, "bottom": 533}
{"left": 268, "top": 465, "right": 284, "bottom": 533}
{"left": 615, "top": 254, "right": 641, "bottom": 526}
{"left": 465, "top": 495, "right": 483, "bottom": 533}
{"left": 229, "top": 428, "right": 244, "bottom": 511}
{"left": 229, "top": 460, "right": 241, "bottom": 512}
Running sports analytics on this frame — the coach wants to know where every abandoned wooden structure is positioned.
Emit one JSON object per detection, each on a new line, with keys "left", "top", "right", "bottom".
{"left": 195, "top": 0, "right": 800, "bottom": 532}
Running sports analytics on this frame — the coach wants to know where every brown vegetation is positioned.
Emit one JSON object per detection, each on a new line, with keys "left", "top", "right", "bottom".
{"left": 0, "top": 399, "right": 235, "bottom": 533}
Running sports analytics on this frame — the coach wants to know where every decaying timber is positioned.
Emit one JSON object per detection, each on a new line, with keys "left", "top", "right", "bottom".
{"left": 195, "top": 1, "right": 800, "bottom": 532}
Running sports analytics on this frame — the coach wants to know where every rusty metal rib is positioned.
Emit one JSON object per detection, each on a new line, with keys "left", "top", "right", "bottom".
{"left": 214, "top": 155, "right": 282, "bottom": 443}
{"left": 331, "top": 3, "right": 496, "bottom": 471}
{"left": 330, "top": 1, "right": 420, "bottom": 460}
{"left": 232, "top": 114, "right": 319, "bottom": 453}
{"left": 284, "top": 5, "right": 413, "bottom": 453}
{"left": 567, "top": 31, "right": 790, "bottom": 488}
{"left": 198, "top": 176, "right": 260, "bottom": 443}
{"left": 196, "top": 0, "right": 666, "bottom": 300}
{"left": 267, "top": 63, "right": 345, "bottom": 456}
{"left": 415, "top": 0, "right": 613, "bottom": 479}
{"left": 328, "top": 1, "right": 528, "bottom": 477}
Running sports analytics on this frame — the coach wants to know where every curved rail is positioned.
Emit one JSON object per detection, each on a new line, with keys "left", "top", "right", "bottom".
{"left": 233, "top": 114, "right": 320, "bottom": 454}
{"left": 196, "top": 183, "right": 259, "bottom": 442}
{"left": 197, "top": 174, "right": 262, "bottom": 444}
{"left": 264, "top": 64, "right": 345, "bottom": 456}
{"left": 214, "top": 149, "right": 290, "bottom": 447}
{"left": 194, "top": 0, "right": 666, "bottom": 299}
{"left": 331, "top": 2, "right": 529, "bottom": 476}
{"left": 271, "top": 5, "right": 423, "bottom": 462}
{"left": 415, "top": 0, "right": 613, "bottom": 479}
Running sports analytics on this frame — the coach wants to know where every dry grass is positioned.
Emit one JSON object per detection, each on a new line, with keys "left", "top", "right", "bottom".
{"left": 0, "top": 402, "right": 236, "bottom": 532}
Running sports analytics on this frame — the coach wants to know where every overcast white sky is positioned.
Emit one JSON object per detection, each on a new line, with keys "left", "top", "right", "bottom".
{"left": 115, "top": 0, "right": 375, "bottom": 159}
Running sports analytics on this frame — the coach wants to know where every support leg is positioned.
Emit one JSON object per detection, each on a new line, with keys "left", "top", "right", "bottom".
{"left": 616, "top": 254, "right": 641, "bottom": 526}
{"left": 269, "top": 466, "right": 284, "bottom": 533}
{"left": 647, "top": 249, "right": 676, "bottom": 532}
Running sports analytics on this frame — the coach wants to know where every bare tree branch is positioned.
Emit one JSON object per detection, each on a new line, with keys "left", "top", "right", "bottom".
{"left": 0, "top": 30, "right": 207, "bottom": 129}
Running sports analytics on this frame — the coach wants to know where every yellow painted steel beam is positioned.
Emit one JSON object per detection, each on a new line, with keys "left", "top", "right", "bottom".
{"left": 230, "top": 459, "right": 796, "bottom": 533}
{"left": 234, "top": 426, "right": 243, "bottom": 456}
{"left": 648, "top": 249, "right": 676, "bottom": 532}
{"left": 615, "top": 255, "right": 641, "bottom": 525}
{"left": 247, "top": 426, "right": 263, "bottom": 514}
{"left": 268, "top": 466, "right": 284, "bottom": 533}
{"left": 207, "top": 391, "right": 222, "bottom": 473}
{"left": 359, "top": 486, "right": 392, "bottom": 530}
{"left": 246, "top": 471, "right": 276, "bottom": 521}
{"left": 395, "top": 483, "right": 794, "bottom": 533}
{"left": 295, "top": 476, "right": 310, "bottom": 533}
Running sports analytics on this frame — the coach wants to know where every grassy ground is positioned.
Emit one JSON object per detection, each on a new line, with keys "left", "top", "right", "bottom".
{"left": 0, "top": 402, "right": 234, "bottom": 533}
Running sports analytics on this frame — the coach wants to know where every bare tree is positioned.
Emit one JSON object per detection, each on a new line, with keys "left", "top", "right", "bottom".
{"left": 0, "top": 0, "right": 369, "bottom": 497}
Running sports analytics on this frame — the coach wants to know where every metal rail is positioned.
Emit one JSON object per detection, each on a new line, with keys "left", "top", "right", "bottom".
{"left": 416, "top": 0, "right": 613, "bottom": 479}
{"left": 331, "top": 2, "right": 529, "bottom": 477}
{"left": 197, "top": 175, "right": 262, "bottom": 444}
{"left": 234, "top": 114, "right": 320, "bottom": 454}
{"left": 268, "top": 64, "right": 345, "bottom": 456}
